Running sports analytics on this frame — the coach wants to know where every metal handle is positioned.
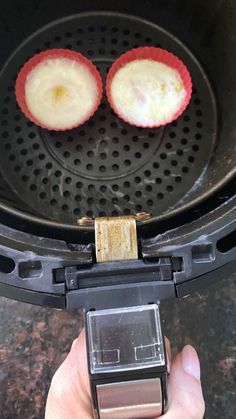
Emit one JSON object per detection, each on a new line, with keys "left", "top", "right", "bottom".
{"left": 85, "top": 304, "right": 168, "bottom": 419}
{"left": 97, "top": 377, "right": 163, "bottom": 419}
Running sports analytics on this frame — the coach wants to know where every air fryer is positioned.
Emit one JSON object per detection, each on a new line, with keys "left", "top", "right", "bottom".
{"left": 0, "top": 1, "right": 236, "bottom": 418}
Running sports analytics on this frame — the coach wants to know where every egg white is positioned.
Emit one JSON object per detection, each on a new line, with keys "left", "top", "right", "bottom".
{"left": 25, "top": 57, "right": 98, "bottom": 129}
{"left": 111, "top": 59, "right": 186, "bottom": 127}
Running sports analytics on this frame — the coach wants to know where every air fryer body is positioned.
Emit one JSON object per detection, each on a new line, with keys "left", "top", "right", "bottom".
{"left": 0, "top": 0, "right": 235, "bottom": 309}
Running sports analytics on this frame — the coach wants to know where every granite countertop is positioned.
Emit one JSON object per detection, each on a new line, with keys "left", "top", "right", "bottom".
{"left": 0, "top": 275, "right": 235, "bottom": 419}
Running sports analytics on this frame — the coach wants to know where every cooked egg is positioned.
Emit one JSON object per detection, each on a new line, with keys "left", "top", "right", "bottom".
{"left": 110, "top": 59, "right": 186, "bottom": 127}
{"left": 25, "top": 57, "right": 98, "bottom": 129}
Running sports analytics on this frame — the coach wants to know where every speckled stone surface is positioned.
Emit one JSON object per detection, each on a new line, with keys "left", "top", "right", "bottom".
{"left": 0, "top": 275, "right": 235, "bottom": 419}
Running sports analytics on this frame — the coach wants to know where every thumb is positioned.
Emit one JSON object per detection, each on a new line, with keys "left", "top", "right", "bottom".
{"left": 45, "top": 330, "right": 92, "bottom": 419}
{"left": 163, "top": 345, "right": 205, "bottom": 419}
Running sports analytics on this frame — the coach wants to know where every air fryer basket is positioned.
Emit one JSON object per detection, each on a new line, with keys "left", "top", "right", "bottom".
{"left": 0, "top": 7, "right": 235, "bottom": 238}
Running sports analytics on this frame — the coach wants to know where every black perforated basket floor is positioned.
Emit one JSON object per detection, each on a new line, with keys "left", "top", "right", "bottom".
{"left": 0, "top": 12, "right": 217, "bottom": 225}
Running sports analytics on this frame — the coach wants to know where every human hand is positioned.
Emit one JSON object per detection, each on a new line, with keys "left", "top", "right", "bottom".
{"left": 45, "top": 330, "right": 205, "bottom": 419}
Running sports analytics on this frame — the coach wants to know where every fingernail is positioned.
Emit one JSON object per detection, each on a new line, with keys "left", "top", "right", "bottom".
{"left": 181, "top": 345, "right": 201, "bottom": 380}
{"left": 71, "top": 338, "right": 78, "bottom": 349}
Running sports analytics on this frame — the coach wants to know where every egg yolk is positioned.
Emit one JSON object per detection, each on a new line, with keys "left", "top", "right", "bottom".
{"left": 52, "top": 86, "right": 68, "bottom": 103}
